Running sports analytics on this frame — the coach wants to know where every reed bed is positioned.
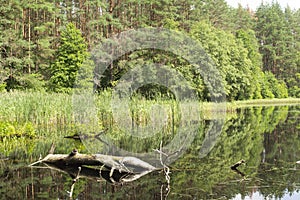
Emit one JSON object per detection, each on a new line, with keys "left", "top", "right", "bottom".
{"left": 0, "top": 91, "right": 180, "bottom": 137}
{"left": 0, "top": 91, "right": 299, "bottom": 138}
{"left": 228, "top": 98, "right": 300, "bottom": 109}
{"left": 0, "top": 91, "right": 74, "bottom": 136}
{"left": 0, "top": 91, "right": 73, "bottom": 124}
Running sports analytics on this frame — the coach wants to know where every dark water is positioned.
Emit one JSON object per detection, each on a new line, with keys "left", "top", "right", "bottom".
{"left": 0, "top": 105, "right": 299, "bottom": 199}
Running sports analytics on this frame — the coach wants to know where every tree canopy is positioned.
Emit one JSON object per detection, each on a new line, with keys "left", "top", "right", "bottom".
{"left": 0, "top": 0, "right": 299, "bottom": 99}
{"left": 48, "top": 22, "right": 88, "bottom": 93}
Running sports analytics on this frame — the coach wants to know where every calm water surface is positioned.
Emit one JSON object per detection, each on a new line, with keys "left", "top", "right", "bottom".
{"left": 0, "top": 105, "right": 299, "bottom": 199}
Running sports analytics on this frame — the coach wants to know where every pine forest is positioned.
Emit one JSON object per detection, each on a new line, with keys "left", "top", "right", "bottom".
{"left": 0, "top": 0, "right": 299, "bottom": 101}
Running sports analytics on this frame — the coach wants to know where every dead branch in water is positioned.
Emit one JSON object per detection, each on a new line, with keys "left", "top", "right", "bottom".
{"left": 67, "top": 166, "right": 81, "bottom": 198}
{"left": 154, "top": 141, "right": 171, "bottom": 200}
{"left": 230, "top": 160, "right": 246, "bottom": 179}
{"left": 29, "top": 149, "right": 158, "bottom": 184}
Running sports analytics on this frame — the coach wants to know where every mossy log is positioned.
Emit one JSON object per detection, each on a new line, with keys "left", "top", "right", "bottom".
{"left": 30, "top": 149, "right": 158, "bottom": 183}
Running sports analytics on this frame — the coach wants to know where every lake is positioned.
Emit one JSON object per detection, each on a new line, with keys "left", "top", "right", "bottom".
{"left": 0, "top": 104, "right": 299, "bottom": 199}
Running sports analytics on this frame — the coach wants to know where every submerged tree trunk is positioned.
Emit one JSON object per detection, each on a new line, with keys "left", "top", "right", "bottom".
{"left": 30, "top": 150, "right": 159, "bottom": 183}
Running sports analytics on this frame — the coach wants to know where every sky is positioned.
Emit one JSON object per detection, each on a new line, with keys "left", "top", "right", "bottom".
{"left": 225, "top": 0, "right": 300, "bottom": 11}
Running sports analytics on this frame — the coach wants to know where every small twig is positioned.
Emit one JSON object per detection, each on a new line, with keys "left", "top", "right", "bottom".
{"left": 162, "top": 149, "right": 181, "bottom": 164}
{"left": 48, "top": 142, "right": 56, "bottom": 154}
{"left": 153, "top": 149, "right": 168, "bottom": 157}
{"left": 28, "top": 153, "right": 47, "bottom": 167}
{"left": 153, "top": 147, "right": 182, "bottom": 165}
{"left": 155, "top": 141, "right": 171, "bottom": 200}
{"left": 119, "top": 159, "right": 131, "bottom": 173}
{"left": 163, "top": 166, "right": 171, "bottom": 198}
{"left": 99, "top": 164, "right": 106, "bottom": 179}
{"left": 28, "top": 159, "right": 44, "bottom": 167}
{"left": 68, "top": 166, "right": 81, "bottom": 198}
{"left": 95, "top": 128, "right": 108, "bottom": 137}
{"left": 160, "top": 185, "right": 164, "bottom": 200}
{"left": 27, "top": 166, "right": 51, "bottom": 169}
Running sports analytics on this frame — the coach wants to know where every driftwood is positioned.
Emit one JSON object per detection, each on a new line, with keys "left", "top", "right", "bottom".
{"left": 30, "top": 149, "right": 158, "bottom": 184}
{"left": 64, "top": 129, "right": 108, "bottom": 141}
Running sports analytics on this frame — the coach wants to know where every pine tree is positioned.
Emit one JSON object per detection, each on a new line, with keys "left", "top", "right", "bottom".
{"left": 255, "top": 2, "right": 299, "bottom": 97}
{"left": 255, "top": 2, "right": 286, "bottom": 75}
{"left": 282, "top": 7, "right": 300, "bottom": 97}
{"left": 0, "top": 0, "right": 28, "bottom": 90}
{"left": 48, "top": 22, "right": 88, "bottom": 93}
{"left": 232, "top": 4, "right": 254, "bottom": 31}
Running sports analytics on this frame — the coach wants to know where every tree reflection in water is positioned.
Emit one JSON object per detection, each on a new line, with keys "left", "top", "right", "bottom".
{"left": 0, "top": 105, "right": 300, "bottom": 199}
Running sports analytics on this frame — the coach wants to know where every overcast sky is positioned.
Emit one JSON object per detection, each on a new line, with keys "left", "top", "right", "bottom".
{"left": 225, "top": 0, "right": 300, "bottom": 10}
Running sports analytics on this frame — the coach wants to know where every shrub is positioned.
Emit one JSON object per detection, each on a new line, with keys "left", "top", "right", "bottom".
{"left": 0, "top": 121, "right": 36, "bottom": 138}
{"left": 0, "top": 122, "right": 16, "bottom": 137}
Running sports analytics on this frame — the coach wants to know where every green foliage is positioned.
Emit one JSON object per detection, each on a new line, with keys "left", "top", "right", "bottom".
{"left": 288, "top": 72, "right": 300, "bottom": 97}
{"left": 0, "top": 90, "right": 296, "bottom": 142}
{"left": 190, "top": 21, "right": 261, "bottom": 101}
{"left": 0, "top": 121, "right": 16, "bottom": 137}
{"left": 0, "top": 83, "right": 6, "bottom": 92}
{"left": 4, "top": 75, "right": 20, "bottom": 91}
{"left": 0, "top": 90, "right": 298, "bottom": 198}
{"left": 236, "top": 29, "right": 263, "bottom": 99}
{"left": 190, "top": 21, "right": 290, "bottom": 101}
{"left": 255, "top": 2, "right": 300, "bottom": 97}
{"left": 18, "top": 73, "right": 45, "bottom": 91}
{"left": 0, "top": 121, "right": 35, "bottom": 138}
{"left": 74, "top": 55, "right": 95, "bottom": 91}
{"left": 0, "top": 0, "right": 297, "bottom": 100}
{"left": 190, "top": 0, "right": 233, "bottom": 30}
{"left": 48, "top": 23, "right": 88, "bottom": 93}
{"left": 97, "top": 48, "right": 206, "bottom": 100}
{"left": 264, "top": 71, "right": 288, "bottom": 98}
{"left": 260, "top": 77, "right": 275, "bottom": 99}
{"left": 19, "top": 122, "right": 36, "bottom": 138}
{"left": 0, "top": 91, "right": 73, "bottom": 136}
{"left": 232, "top": 5, "right": 254, "bottom": 30}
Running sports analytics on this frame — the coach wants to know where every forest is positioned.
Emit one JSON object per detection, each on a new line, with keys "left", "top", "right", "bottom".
{"left": 0, "top": 1, "right": 300, "bottom": 198}
{"left": 0, "top": 0, "right": 299, "bottom": 101}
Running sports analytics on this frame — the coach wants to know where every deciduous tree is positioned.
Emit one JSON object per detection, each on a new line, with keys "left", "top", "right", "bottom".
{"left": 48, "top": 23, "right": 88, "bottom": 93}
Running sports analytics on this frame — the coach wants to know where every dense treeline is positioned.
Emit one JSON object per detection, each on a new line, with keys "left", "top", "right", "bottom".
{"left": 0, "top": 0, "right": 299, "bottom": 100}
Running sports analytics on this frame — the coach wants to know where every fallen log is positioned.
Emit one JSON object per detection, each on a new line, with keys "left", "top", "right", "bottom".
{"left": 29, "top": 149, "right": 158, "bottom": 183}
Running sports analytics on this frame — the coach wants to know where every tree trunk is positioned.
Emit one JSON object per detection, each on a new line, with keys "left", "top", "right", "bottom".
{"left": 30, "top": 150, "right": 158, "bottom": 183}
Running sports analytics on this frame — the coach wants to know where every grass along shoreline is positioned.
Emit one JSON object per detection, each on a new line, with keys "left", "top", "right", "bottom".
{"left": 0, "top": 91, "right": 299, "bottom": 137}
{"left": 229, "top": 98, "right": 300, "bottom": 108}
{"left": 0, "top": 92, "right": 299, "bottom": 120}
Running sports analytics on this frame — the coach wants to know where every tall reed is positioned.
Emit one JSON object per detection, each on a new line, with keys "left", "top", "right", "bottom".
{"left": 0, "top": 91, "right": 74, "bottom": 136}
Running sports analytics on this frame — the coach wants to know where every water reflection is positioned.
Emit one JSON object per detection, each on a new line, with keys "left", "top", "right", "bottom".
{"left": 232, "top": 191, "right": 300, "bottom": 200}
{"left": 0, "top": 105, "right": 299, "bottom": 199}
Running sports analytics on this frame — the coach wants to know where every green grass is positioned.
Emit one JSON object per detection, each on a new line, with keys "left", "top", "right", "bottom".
{"left": 229, "top": 98, "right": 300, "bottom": 108}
